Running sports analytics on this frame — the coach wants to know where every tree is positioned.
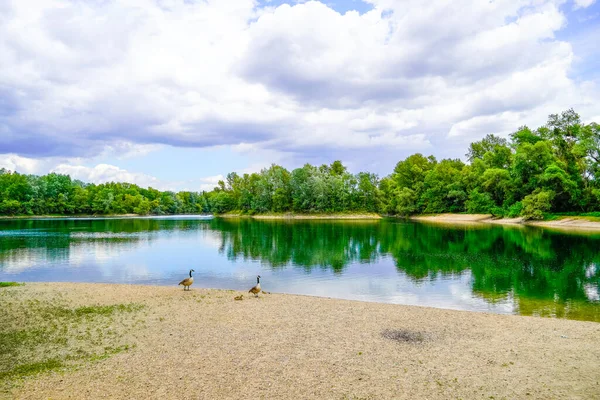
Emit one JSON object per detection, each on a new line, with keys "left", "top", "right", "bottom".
{"left": 465, "top": 189, "right": 495, "bottom": 214}
{"left": 510, "top": 126, "right": 543, "bottom": 147}
{"left": 467, "top": 134, "right": 508, "bottom": 162}
{"left": 539, "top": 163, "right": 578, "bottom": 211}
{"left": 481, "top": 168, "right": 512, "bottom": 206}
{"left": 420, "top": 159, "right": 465, "bottom": 213}
{"left": 394, "top": 187, "right": 418, "bottom": 216}
{"left": 512, "top": 141, "right": 556, "bottom": 198}
{"left": 392, "top": 154, "right": 437, "bottom": 190}
{"left": 521, "top": 190, "right": 555, "bottom": 220}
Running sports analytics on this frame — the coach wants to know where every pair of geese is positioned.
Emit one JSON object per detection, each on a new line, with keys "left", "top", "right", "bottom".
{"left": 178, "top": 269, "right": 262, "bottom": 297}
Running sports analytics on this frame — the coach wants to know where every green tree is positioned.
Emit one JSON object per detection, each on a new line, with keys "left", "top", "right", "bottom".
{"left": 465, "top": 189, "right": 495, "bottom": 214}
{"left": 467, "top": 134, "right": 508, "bottom": 162}
{"left": 521, "top": 190, "right": 555, "bottom": 220}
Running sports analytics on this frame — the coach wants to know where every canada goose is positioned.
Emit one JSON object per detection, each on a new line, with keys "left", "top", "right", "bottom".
{"left": 248, "top": 275, "right": 261, "bottom": 297}
{"left": 234, "top": 294, "right": 244, "bottom": 301}
{"left": 178, "top": 269, "right": 195, "bottom": 291}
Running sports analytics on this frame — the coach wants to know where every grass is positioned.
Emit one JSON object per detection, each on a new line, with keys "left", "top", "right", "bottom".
{"left": 0, "top": 282, "right": 24, "bottom": 288}
{"left": 66, "top": 303, "right": 144, "bottom": 317}
{"left": 0, "top": 359, "right": 64, "bottom": 381}
{"left": 0, "top": 292, "right": 144, "bottom": 391}
{"left": 546, "top": 212, "right": 600, "bottom": 222}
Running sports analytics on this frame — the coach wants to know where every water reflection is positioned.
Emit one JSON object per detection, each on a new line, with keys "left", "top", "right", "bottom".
{"left": 0, "top": 217, "right": 599, "bottom": 321}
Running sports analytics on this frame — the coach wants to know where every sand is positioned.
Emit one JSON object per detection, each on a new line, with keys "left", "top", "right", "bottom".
{"left": 2, "top": 283, "right": 599, "bottom": 400}
{"left": 412, "top": 213, "right": 600, "bottom": 231}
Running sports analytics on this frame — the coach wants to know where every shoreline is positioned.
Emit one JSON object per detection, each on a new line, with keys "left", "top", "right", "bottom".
{"left": 0, "top": 213, "right": 212, "bottom": 220}
{"left": 410, "top": 213, "right": 600, "bottom": 231}
{"left": 218, "top": 212, "right": 382, "bottom": 220}
{"left": 2, "top": 282, "right": 599, "bottom": 399}
{"left": 2, "top": 212, "right": 600, "bottom": 231}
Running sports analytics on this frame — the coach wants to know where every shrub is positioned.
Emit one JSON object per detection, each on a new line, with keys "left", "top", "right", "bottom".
{"left": 521, "top": 190, "right": 555, "bottom": 220}
{"left": 507, "top": 201, "right": 523, "bottom": 218}
{"left": 465, "top": 190, "right": 495, "bottom": 214}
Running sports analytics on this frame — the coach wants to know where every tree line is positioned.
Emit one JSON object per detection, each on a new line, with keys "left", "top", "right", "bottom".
{"left": 1, "top": 109, "right": 599, "bottom": 219}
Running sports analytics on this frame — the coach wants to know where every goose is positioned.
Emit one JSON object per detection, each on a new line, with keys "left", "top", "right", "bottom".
{"left": 248, "top": 275, "right": 261, "bottom": 297}
{"left": 178, "top": 269, "right": 195, "bottom": 291}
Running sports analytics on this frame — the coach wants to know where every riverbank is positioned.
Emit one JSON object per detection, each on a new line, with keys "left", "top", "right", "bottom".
{"left": 2, "top": 283, "right": 599, "bottom": 399}
{"left": 411, "top": 213, "right": 600, "bottom": 231}
{"left": 3, "top": 212, "right": 600, "bottom": 232}
{"left": 218, "top": 212, "right": 382, "bottom": 220}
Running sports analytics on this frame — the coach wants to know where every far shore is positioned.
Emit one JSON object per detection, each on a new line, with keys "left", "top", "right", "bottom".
{"left": 218, "top": 212, "right": 382, "bottom": 220}
{"left": 3, "top": 212, "right": 600, "bottom": 231}
{"left": 411, "top": 213, "right": 600, "bottom": 231}
{"left": 2, "top": 282, "right": 599, "bottom": 399}
{"left": 0, "top": 214, "right": 212, "bottom": 220}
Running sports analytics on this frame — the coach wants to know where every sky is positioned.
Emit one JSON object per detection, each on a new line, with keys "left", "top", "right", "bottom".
{"left": 1, "top": 0, "right": 599, "bottom": 192}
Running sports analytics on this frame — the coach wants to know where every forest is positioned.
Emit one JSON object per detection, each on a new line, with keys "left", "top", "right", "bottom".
{"left": 1, "top": 109, "right": 599, "bottom": 220}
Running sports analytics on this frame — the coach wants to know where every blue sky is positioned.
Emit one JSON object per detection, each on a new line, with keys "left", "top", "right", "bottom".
{"left": 262, "top": 0, "right": 373, "bottom": 14}
{"left": 1, "top": 0, "right": 599, "bottom": 191}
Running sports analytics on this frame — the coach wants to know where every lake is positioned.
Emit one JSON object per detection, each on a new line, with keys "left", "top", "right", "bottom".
{"left": 1, "top": 216, "right": 599, "bottom": 322}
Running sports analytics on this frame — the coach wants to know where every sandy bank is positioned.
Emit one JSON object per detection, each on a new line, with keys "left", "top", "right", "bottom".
{"left": 412, "top": 213, "right": 600, "bottom": 231}
{"left": 219, "top": 213, "right": 382, "bottom": 220}
{"left": 2, "top": 283, "right": 599, "bottom": 400}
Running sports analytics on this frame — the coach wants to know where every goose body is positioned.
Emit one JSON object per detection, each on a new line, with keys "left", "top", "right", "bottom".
{"left": 179, "top": 269, "right": 195, "bottom": 291}
{"left": 248, "top": 275, "right": 261, "bottom": 297}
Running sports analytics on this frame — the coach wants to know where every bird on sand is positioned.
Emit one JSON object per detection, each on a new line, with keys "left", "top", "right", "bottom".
{"left": 178, "top": 269, "right": 195, "bottom": 291}
{"left": 248, "top": 275, "right": 261, "bottom": 297}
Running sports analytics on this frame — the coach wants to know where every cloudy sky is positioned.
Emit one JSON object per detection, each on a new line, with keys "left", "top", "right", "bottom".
{"left": 1, "top": 0, "right": 599, "bottom": 191}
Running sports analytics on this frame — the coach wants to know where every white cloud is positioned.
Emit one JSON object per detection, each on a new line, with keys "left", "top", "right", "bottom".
{"left": 0, "top": 154, "right": 41, "bottom": 174}
{"left": 52, "top": 163, "right": 162, "bottom": 188}
{"left": 573, "top": 0, "right": 596, "bottom": 9}
{"left": 197, "top": 174, "right": 224, "bottom": 192}
{"left": 0, "top": 0, "right": 598, "bottom": 175}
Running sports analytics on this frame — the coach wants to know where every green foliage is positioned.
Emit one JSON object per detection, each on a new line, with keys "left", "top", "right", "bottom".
{"left": 394, "top": 187, "right": 418, "bottom": 216}
{"left": 507, "top": 201, "right": 523, "bottom": 218}
{"left": 0, "top": 109, "right": 598, "bottom": 218}
{"left": 467, "top": 134, "right": 508, "bottom": 162}
{"left": 521, "top": 190, "right": 555, "bottom": 220}
{"left": 465, "top": 190, "right": 495, "bottom": 214}
{"left": 0, "top": 170, "right": 212, "bottom": 217}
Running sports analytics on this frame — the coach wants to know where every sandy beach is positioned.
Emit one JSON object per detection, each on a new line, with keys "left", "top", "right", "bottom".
{"left": 1, "top": 283, "right": 599, "bottom": 400}
{"left": 411, "top": 213, "right": 600, "bottom": 231}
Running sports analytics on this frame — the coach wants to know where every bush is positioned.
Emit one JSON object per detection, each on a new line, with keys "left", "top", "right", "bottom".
{"left": 465, "top": 190, "right": 495, "bottom": 214}
{"left": 521, "top": 190, "right": 555, "bottom": 220}
{"left": 490, "top": 206, "right": 506, "bottom": 217}
{"left": 507, "top": 201, "right": 523, "bottom": 218}
{"left": 0, "top": 200, "right": 22, "bottom": 215}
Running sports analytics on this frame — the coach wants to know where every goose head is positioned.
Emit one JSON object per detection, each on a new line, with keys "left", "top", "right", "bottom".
{"left": 189, "top": 269, "right": 195, "bottom": 277}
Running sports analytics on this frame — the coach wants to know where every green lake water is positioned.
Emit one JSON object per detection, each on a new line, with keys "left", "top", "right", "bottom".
{"left": 0, "top": 216, "right": 599, "bottom": 322}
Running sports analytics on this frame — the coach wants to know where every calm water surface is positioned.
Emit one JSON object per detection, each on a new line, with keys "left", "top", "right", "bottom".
{"left": 1, "top": 217, "right": 599, "bottom": 321}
